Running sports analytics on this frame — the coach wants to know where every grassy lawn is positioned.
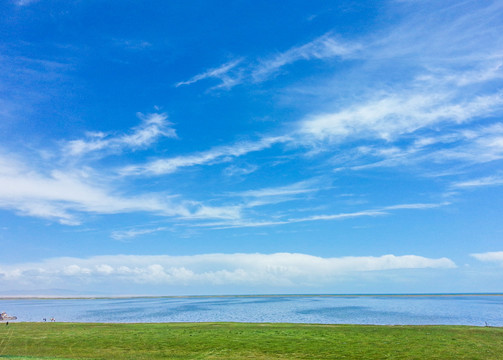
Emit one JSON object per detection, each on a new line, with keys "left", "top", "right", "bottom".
{"left": 0, "top": 322, "right": 502, "bottom": 359}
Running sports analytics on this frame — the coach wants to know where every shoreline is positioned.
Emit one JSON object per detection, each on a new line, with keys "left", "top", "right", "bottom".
{"left": 2, "top": 321, "right": 501, "bottom": 327}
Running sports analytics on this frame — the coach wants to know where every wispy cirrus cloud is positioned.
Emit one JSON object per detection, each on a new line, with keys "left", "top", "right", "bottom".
{"left": 237, "top": 181, "right": 317, "bottom": 198}
{"left": 226, "top": 180, "right": 325, "bottom": 209}
{"left": 431, "top": 132, "right": 503, "bottom": 165}
{"left": 199, "top": 201, "right": 447, "bottom": 229}
{"left": 177, "top": 1, "right": 503, "bottom": 94}
{"left": 0, "top": 252, "right": 456, "bottom": 291}
{"left": 223, "top": 163, "right": 259, "bottom": 177}
{"left": 278, "top": 1, "right": 503, "bottom": 172}
{"left": 370, "top": 0, "right": 503, "bottom": 64}
{"left": 175, "top": 34, "right": 359, "bottom": 90}
{"left": 335, "top": 122, "right": 503, "bottom": 173}
{"left": 291, "top": 201, "right": 448, "bottom": 224}
{"left": 111, "top": 227, "right": 170, "bottom": 241}
{"left": 120, "top": 135, "right": 290, "bottom": 176}
{"left": 236, "top": 180, "right": 319, "bottom": 198}
{"left": 298, "top": 92, "right": 503, "bottom": 143}
{"left": 291, "top": 210, "right": 386, "bottom": 224}
{"left": 251, "top": 33, "right": 359, "bottom": 82}
{"left": 64, "top": 113, "right": 177, "bottom": 157}
{"left": 196, "top": 210, "right": 385, "bottom": 229}
{"left": 0, "top": 152, "right": 240, "bottom": 225}
{"left": 130, "top": 2, "right": 503, "bottom": 183}
{"left": 381, "top": 202, "right": 450, "bottom": 210}
{"left": 4, "top": 1, "right": 502, "bottom": 237}
{"left": 452, "top": 175, "right": 503, "bottom": 189}
{"left": 175, "top": 59, "right": 244, "bottom": 89}
{"left": 418, "top": 61, "right": 503, "bottom": 87}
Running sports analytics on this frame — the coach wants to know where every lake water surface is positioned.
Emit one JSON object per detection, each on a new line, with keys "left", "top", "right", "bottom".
{"left": 1, "top": 295, "right": 502, "bottom": 326}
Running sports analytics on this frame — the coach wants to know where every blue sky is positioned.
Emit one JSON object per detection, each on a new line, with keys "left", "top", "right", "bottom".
{"left": 1, "top": 0, "right": 503, "bottom": 295}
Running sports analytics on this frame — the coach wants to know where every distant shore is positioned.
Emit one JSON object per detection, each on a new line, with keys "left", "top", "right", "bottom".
{"left": 1, "top": 293, "right": 502, "bottom": 300}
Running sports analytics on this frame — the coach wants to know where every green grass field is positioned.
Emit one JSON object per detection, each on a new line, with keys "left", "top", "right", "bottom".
{"left": 1, "top": 322, "right": 502, "bottom": 359}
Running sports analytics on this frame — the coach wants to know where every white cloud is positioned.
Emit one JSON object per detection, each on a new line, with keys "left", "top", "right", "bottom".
{"left": 336, "top": 123, "right": 503, "bottom": 172}
{"left": 0, "top": 153, "right": 240, "bottom": 225}
{"left": 237, "top": 180, "right": 318, "bottom": 198}
{"left": 452, "top": 175, "right": 503, "bottom": 188}
{"left": 370, "top": 0, "right": 503, "bottom": 64}
{"left": 432, "top": 134, "right": 503, "bottom": 164}
{"left": 198, "top": 201, "right": 447, "bottom": 229}
{"left": 471, "top": 251, "right": 503, "bottom": 265}
{"left": 251, "top": 33, "right": 359, "bottom": 82}
{"left": 292, "top": 210, "right": 386, "bottom": 223}
{"left": 293, "top": 202, "right": 448, "bottom": 224}
{"left": 175, "top": 59, "right": 244, "bottom": 89}
{"left": 65, "top": 112, "right": 176, "bottom": 157}
{"left": 120, "top": 135, "right": 289, "bottom": 176}
{"left": 276, "top": 1, "right": 503, "bottom": 171}
{"left": 223, "top": 163, "right": 259, "bottom": 177}
{"left": 0, "top": 253, "right": 456, "bottom": 290}
{"left": 231, "top": 180, "right": 323, "bottom": 208}
{"left": 418, "top": 61, "right": 503, "bottom": 87}
{"left": 298, "top": 92, "right": 503, "bottom": 143}
{"left": 382, "top": 202, "right": 450, "bottom": 210}
{"left": 4, "top": 1, "right": 503, "bottom": 239}
{"left": 110, "top": 227, "right": 170, "bottom": 241}
{"left": 176, "top": 34, "right": 359, "bottom": 90}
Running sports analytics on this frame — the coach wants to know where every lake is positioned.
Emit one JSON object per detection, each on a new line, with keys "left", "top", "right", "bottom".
{"left": 1, "top": 295, "right": 502, "bottom": 326}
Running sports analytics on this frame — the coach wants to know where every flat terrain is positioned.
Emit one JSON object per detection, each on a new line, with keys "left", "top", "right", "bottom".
{"left": 1, "top": 322, "right": 502, "bottom": 359}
